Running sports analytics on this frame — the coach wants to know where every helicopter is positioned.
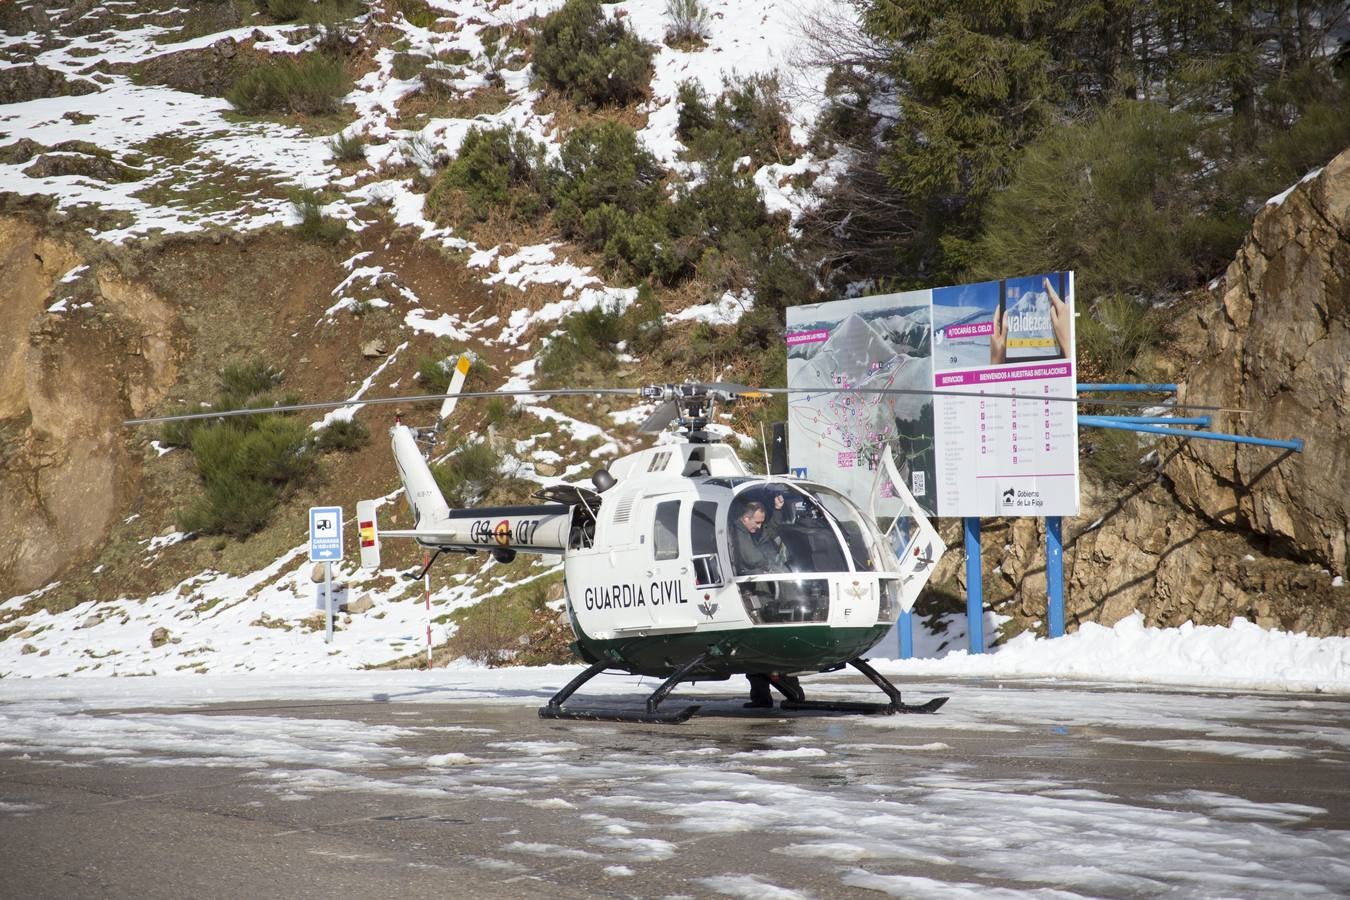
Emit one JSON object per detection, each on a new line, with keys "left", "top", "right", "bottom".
{"left": 128, "top": 358, "right": 950, "bottom": 724}
{"left": 357, "top": 374, "right": 951, "bottom": 723}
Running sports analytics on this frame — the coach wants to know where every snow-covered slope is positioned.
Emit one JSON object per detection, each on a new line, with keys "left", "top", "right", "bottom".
{"left": 2, "top": 0, "right": 1346, "bottom": 688}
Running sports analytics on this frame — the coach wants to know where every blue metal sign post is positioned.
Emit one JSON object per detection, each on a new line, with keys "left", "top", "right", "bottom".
{"left": 964, "top": 517, "right": 984, "bottom": 654}
{"left": 1046, "top": 516, "right": 1065, "bottom": 638}
{"left": 310, "top": 507, "right": 343, "bottom": 643}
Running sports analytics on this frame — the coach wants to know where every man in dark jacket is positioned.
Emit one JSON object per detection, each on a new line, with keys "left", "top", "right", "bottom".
{"left": 731, "top": 499, "right": 787, "bottom": 575}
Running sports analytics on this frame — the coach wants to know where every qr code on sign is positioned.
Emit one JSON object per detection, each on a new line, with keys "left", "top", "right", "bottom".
{"left": 911, "top": 471, "right": 926, "bottom": 496}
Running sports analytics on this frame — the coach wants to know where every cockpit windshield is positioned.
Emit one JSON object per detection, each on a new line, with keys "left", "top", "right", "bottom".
{"left": 728, "top": 482, "right": 896, "bottom": 577}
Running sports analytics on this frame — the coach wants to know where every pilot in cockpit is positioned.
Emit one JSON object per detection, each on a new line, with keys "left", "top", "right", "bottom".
{"left": 731, "top": 499, "right": 788, "bottom": 575}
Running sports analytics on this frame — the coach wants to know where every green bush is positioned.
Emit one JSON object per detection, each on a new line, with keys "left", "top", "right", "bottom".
{"left": 180, "top": 476, "right": 278, "bottom": 538}
{"left": 432, "top": 440, "right": 502, "bottom": 507}
{"left": 390, "top": 0, "right": 437, "bottom": 29}
{"left": 427, "top": 126, "right": 548, "bottom": 223}
{"left": 537, "top": 289, "right": 667, "bottom": 383}
{"left": 973, "top": 101, "right": 1246, "bottom": 299}
{"left": 552, "top": 122, "right": 677, "bottom": 278}
{"left": 620, "top": 282, "right": 665, "bottom": 353}
{"left": 314, "top": 416, "right": 370, "bottom": 452}
{"left": 664, "top": 0, "right": 709, "bottom": 48}
{"left": 533, "top": 0, "right": 654, "bottom": 108}
{"left": 327, "top": 130, "right": 365, "bottom": 162}
{"left": 678, "top": 73, "right": 795, "bottom": 168}
{"left": 537, "top": 300, "right": 628, "bottom": 382}
{"left": 255, "top": 0, "right": 363, "bottom": 24}
{"left": 391, "top": 51, "right": 429, "bottom": 81}
{"left": 218, "top": 360, "right": 283, "bottom": 408}
{"left": 226, "top": 53, "right": 351, "bottom": 115}
{"left": 291, "top": 190, "right": 346, "bottom": 242}
{"left": 676, "top": 80, "right": 714, "bottom": 138}
{"left": 553, "top": 122, "right": 664, "bottom": 228}
{"left": 1076, "top": 294, "right": 1161, "bottom": 382}
{"left": 482, "top": 396, "right": 513, "bottom": 428}
{"left": 170, "top": 362, "right": 317, "bottom": 538}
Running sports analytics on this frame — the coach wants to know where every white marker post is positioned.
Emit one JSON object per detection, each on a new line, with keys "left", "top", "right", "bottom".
{"left": 309, "top": 506, "right": 344, "bottom": 643}
{"left": 424, "top": 552, "right": 433, "bottom": 666}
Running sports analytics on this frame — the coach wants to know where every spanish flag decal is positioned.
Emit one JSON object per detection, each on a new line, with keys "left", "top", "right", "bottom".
{"left": 359, "top": 520, "right": 376, "bottom": 548}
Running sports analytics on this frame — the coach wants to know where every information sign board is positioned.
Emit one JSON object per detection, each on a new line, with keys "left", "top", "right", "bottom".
{"left": 786, "top": 272, "right": 1079, "bottom": 518}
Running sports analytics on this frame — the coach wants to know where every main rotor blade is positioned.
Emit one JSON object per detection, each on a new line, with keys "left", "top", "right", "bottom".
{"left": 743, "top": 386, "right": 1248, "bottom": 415}
{"left": 124, "top": 382, "right": 1248, "bottom": 427}
{"left": 637, "top": 400, "right": 679, "bottom": 433}
{"left": 124, "top": 387, "right": 641, "bottom": 426}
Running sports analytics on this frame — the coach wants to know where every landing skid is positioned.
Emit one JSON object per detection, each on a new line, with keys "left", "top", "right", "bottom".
{"left": 779, "top": 658, "right": 948, "bottom": 715}
{"left": 537, "top": 656, "right": 947, "bottom": 723}
{"left": 538, "top": 656, "right": 705, "bottom": 725}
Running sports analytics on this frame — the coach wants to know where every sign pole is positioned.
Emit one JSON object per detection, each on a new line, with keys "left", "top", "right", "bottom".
{"left": 309, "top": 506, "right": 344, "bottom": 646}
{"left": 424, "top": 551, "right": 433, "bottom": 667}
{"left": 964, "top": 517, "right": 984, "bottom": 654}
{"left": 1047, "top": 516, "right": 1065, "bottom": 638}
{"left": 324, "top": 561, "right": 334, "bottom": 644}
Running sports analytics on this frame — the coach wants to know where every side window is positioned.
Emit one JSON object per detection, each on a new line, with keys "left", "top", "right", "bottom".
{"left": 691, "top": 501, "right": 718, "bottom": 556}
{"left": 653, "top": 500, "right": 680, "bottom": 561}
{"left": 691, "top": 500, "right": 723, "bottom": 586}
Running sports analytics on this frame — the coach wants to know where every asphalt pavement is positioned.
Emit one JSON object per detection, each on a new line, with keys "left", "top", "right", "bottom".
{"left": 2, "top": 678, "right": 1348, "bottom": 898}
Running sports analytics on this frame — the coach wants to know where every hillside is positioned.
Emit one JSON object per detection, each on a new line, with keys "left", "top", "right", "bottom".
{"left": 0, "top": 0, "right": 841, "bottom": 675}
{"left": 1, "top": 0, "right": 1346, "bottom": 678}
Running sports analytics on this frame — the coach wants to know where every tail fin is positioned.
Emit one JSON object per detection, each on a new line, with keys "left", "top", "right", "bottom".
{"left": 439, "top": 352, "right": 473, "bottom": 420}
{"left": 392, "top": 423, "right": 450, "bottom": 527}
{"left": 389, "top": 352, "right": 471, "bottom": 528}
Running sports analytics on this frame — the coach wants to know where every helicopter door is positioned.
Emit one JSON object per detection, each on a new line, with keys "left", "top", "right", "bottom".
{"left": 870, "top": 447, "right": 947, "bottom": 613}
{"left": 644, "top": 497, "right": 697, "bottom": 628}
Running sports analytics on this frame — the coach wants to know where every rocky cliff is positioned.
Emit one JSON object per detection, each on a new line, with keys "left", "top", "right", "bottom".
{"left": 0, "top": 218, "right": 183, "bottom": 594}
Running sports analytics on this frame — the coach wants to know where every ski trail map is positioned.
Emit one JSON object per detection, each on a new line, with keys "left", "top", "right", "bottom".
{"left": 786, "top": 272, "right": 1080, "bottom": 519}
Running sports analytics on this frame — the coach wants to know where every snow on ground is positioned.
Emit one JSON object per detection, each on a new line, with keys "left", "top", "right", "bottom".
{"left": 0, "top": 547, "right": 565, "bottom": 679}
{"left": 884, "top": 613, "right": 1350, "bottom": 694}
{"left": 4, "top": 574, "right": 1348, "bottom": 695}
{"left": 1, "top": 0, "right": 843, "bottom": 329}
{"left": 1, "top": 0, "right": 850, "bottom": 669}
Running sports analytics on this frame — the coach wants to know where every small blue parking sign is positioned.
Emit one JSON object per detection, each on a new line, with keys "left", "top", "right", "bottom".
{"left": 309, "top": 506, "right": 343, "bottom": 561}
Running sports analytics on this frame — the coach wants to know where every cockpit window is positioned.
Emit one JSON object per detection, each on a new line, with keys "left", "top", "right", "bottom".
{"left": 809, "top": 489, "right": 876, "bottom": 572}
{"left": 729, "top": 484, "right": 877, "bottom": 576}
{"left": 725, "top": 482, "right": 903, "bottom": 576}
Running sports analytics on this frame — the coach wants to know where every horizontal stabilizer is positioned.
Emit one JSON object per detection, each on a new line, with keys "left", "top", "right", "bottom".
{"left": 356, "top": 499, "right": 381, "bottom": 569}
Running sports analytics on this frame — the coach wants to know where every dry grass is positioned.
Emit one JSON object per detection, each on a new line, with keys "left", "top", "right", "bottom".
{"left": 394, "top": 83, "right": 513, "bottom": 128}
{"left": 532, "top": 88, "right": 649, "bottom": 140}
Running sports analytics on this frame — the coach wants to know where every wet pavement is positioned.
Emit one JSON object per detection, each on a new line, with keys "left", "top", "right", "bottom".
{"left": 2, "top": 676, "right": 1348, "bottom": 898}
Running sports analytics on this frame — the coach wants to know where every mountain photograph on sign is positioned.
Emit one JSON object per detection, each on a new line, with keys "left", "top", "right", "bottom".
{"left": 787, "top": 291, "right": 938, "bottom": 516}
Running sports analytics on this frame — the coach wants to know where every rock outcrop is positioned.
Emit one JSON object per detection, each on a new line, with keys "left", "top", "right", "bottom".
{"left": 0, "top": 218, "right": 183, "bottom": 596}
{"left": 1168, "top": 150, "right": 1349, "bottom": 574}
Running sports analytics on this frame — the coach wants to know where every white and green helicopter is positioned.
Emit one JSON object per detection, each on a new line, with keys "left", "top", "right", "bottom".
{"left": 133, "top": 365, "right": 948, "bottom": 724}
